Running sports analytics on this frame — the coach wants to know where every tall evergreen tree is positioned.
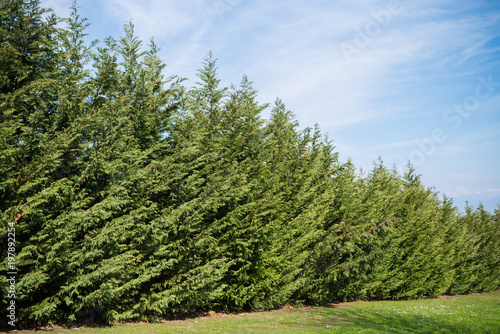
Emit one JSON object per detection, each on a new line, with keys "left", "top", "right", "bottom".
{"left": 0, "top": 0, "right": 58, "bottom": 213}
{"left": 448, "top": 204, "right": 500, "bottom": 294}
{"left": 1, "top": 0, "right": 59, "bottom": 320}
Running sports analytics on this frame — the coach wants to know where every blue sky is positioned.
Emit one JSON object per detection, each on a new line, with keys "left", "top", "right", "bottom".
{"left": 41, "top": 0, "right": 500, "bottom": 212}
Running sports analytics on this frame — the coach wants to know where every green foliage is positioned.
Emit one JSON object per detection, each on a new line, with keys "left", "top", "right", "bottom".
{"left": 1, "top": 1, "right": 499, "bottom": 327}
{"left": 447, "top": 204, "right": 500, "bottom": 294}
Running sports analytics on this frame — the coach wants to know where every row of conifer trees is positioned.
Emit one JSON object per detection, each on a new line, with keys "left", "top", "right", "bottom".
{"left": 1, "top": 0, "right": 499, "bottom": 326}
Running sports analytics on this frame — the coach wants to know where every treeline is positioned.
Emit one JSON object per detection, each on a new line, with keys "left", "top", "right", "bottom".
{"left": 1, "top": 0, "right": 499, "bottom": 326}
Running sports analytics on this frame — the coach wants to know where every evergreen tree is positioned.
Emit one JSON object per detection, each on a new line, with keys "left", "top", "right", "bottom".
{"left": 0, "top": 0, "right": 58, "bottom": 214}
{"left": 259, "top": 104, "right": 343, "bottom": 307}
{"left": 1, "top": 0, "right": 59, "bottom": 320}
{"left": 378, "top": 168, "right": 456, "bottom": 299}
{"left": 448, "top": 204, "right": 500, "bottom": 294}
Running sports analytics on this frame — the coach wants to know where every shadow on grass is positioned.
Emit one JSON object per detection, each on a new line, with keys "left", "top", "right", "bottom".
{"left": 0, "top": 309, "right": 226, "bottom": 332}
{"left": 305, "top": 307, "right": 493, "bottom": 333}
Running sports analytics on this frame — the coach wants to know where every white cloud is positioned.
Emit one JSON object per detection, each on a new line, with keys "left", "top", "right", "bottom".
{"left": 40, "top": 0, "right": 72, "bottom": 18}
{"left": 219, "top": 1, "right": 500, "bottom": 132}
{"left": 447, "top": 186, "right": 500, "bottom": 198}
{"left": 450, "top": 173, "right": 494, "bottom": 182}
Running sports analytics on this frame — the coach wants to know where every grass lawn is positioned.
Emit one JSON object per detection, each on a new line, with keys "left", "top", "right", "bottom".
{"left": 10, "top": 290, "right": 500, "bottom": 333}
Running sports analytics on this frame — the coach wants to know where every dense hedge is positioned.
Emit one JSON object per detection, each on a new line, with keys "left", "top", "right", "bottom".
{"left": 1, "top": 0, "right": 499, "bottom": 326}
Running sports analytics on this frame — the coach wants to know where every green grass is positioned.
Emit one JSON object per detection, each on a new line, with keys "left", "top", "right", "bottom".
{"left": 13, "top": 290, "right": 500, "bottom": 333}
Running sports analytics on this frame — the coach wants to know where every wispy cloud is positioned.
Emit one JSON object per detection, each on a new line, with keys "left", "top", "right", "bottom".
{"left": 370, "top": 139, "right": 420, "bottom": 150}
{"left": 450, "top": 173, "right": 499, "bottom": 182}
{"left": 41, "top": 0, "right": 72, "bottom": 19}
{"left": 103, "top": 0, "right": 211, "bottom": 38}
{"left": 226, "top": 1, "right": 500, "bottom": 131}
{"left": 447, "top": 186, "right": 500, "bottom": 198}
